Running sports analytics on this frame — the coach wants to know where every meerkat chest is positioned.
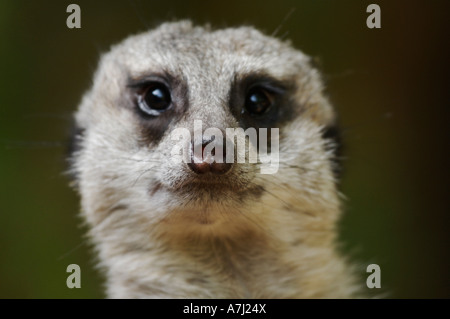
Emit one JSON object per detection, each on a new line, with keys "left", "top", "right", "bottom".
{"left": 151, "top": 239, "right": 302, "bottom": 298}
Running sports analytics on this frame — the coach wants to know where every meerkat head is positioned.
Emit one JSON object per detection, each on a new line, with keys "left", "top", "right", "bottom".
{"left": 70, "top": 21, "right": 340, "bottom": 241}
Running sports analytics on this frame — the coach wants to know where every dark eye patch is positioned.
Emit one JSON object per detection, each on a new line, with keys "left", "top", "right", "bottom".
{"left": 227, "top": 72, "right": 298, "bottom": 153}
{"left": 229, "top": 72, "right": 296, "bottom": 131}
{"left": 126, "top": 72, "right": 188, "bottom": 146}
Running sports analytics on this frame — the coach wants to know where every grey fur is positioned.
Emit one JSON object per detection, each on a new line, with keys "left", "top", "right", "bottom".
{"left": 70, "top": 21, "right": 359, "bottom": 298}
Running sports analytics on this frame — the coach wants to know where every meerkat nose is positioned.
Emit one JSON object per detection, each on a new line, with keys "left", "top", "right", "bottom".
{"left": 188, "top": 138, "right": 233, "bottom": 175}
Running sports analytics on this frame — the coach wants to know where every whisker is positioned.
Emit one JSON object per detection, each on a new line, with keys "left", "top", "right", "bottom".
{"left": 271, "top": 7, "right": 296, "bottom": 37}
{"left": 116, "top": 156, "right": 163, "bottom": 164}
{"left": 57, "top": 241, "right": 87, "bottom": 261}
{"left": 3, "top": 140, "right": 65, "bottom": 149}
{"left": 131, "top": 168, "right": 153, "bottom": 187}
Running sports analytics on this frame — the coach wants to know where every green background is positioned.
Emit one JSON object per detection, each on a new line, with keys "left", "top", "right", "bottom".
{"left": 0, "top": 0, "right": 449, "bottom": 298}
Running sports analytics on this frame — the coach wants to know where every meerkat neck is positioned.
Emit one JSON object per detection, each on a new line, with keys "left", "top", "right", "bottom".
{"left": 92, "top": 205, "right": 354, "bottom": 298}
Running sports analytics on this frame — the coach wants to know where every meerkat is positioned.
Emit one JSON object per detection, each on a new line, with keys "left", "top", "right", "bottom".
{"left": 69, "top": 21, "right": 360, "bottom": 298}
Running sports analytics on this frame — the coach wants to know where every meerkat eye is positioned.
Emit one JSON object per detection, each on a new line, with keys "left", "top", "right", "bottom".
{"left": 244, "top": 87, "right": 274, "bottom": 116}
{"left": 137, "top": 82, "right": 172, "bottom": 116}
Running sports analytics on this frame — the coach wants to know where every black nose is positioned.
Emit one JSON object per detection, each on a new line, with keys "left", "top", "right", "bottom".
{"left": 187, "top": 137, "right": 232, "bottom": 175}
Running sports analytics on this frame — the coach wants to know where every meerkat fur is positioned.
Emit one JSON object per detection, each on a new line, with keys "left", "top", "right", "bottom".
{"left": 70, "top": 21, "right": 360, "bottom": 298}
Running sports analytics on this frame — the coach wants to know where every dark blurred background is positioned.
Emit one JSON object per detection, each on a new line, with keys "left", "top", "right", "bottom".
{"left": 0, "top": 0, "right": 449, "bottom": 298}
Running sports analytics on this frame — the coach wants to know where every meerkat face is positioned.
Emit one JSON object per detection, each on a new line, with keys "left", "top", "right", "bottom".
{"left": 70, "top": 21, "right": 340, "bottom": 235}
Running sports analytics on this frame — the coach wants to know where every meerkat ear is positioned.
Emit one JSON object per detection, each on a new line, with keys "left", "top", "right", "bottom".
{"left": 302, "top": 56, "right": 343, "bottom": 178}
{"left": 322, "top": 122, "right": 343, "bottom": 179}
{"left": 67, "top": 123, "right": 85, "bottom": 159}
{"left": 67, "top": 93, "right": 90, "bottom": 186}
{"left": 315, "top": 89, "right": 342, "bottom": 179}
{"left": 66, "top": 122, "right": 85, "bottom": 187}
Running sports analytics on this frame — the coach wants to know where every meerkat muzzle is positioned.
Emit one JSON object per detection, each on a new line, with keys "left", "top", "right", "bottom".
{"left": 188, "top": 136, "right": 233, "bottom": 175}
